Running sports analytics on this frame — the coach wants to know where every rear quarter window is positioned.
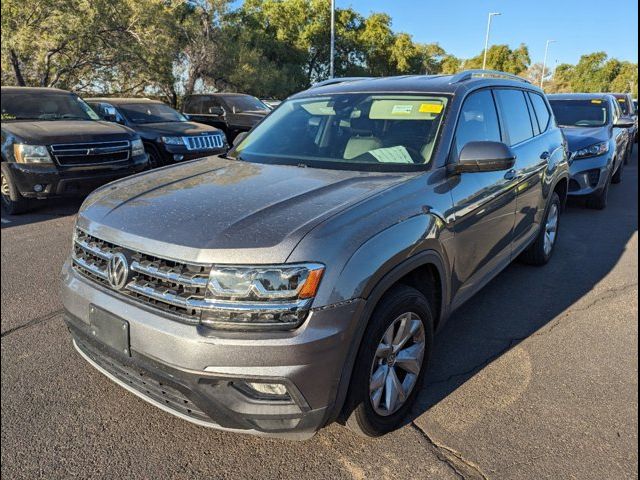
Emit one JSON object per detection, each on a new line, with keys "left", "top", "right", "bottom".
{"left": 529, "top": 92, "right": 552, "bottom": 132}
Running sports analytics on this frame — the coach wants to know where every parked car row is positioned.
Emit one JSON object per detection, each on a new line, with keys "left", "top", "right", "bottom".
{"left": 1, "top": 71, "right": 638, "bottom": 441}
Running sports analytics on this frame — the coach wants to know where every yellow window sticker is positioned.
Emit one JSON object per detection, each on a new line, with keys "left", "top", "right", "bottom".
{"left": 419, "top": 103, "right": 444, "bottom": 114}
{"left": 591, "top": 99, "right": 602, "bottom": 104}
{"left": 618, "top": 98, "right": 626, "bottom": 102}
{"left": 391, "top": 105, "right": 414, "bottom": 115}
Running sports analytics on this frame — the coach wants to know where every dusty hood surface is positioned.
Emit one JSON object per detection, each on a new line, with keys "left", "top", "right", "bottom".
{"left": 78, "top": 156, "right": 413, "bottom": 262}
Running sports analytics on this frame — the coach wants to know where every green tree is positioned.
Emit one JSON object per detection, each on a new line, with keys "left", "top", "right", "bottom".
{"left": 465, "top": 44, "right": 531, "bottom": 75}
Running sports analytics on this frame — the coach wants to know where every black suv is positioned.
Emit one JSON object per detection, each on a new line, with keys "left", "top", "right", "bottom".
{"left": 1, "top": 87, "right": 148, "bottom": 214}
{"left": 86, "top": 98, "right": 228, "bottom": 168}
{"left": 181, "top": 93, "right": 270, "bottom": 142}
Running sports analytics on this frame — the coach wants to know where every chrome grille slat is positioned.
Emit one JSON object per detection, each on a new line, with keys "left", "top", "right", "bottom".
{"left": 51, "top": 140, "right": 130, "bottom": 166}
{"left": 182, "top": 134, "right": 224, "bottom": 151}
{"left": 71, "top": 229, "right": 209, "bottom": 322}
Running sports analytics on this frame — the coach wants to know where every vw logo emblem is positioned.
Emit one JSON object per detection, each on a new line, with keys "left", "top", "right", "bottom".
{"left": 107, "top": 253, "right": 130, "bottom": 290}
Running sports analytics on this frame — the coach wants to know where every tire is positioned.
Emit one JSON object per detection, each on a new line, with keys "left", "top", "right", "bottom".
{"left": 612, "top": 161, "right": 623, "bottom": 184}
{"left": 145, "top": 144, "right": 162, "bottom": 169}
{"left": 1, "top": 163, "right": 32, "bottom": 215}
{"left": 344, "top": 285, "right": 434, "bottom": 437}
{"left": 586, "top": 174, "right": 610, "bottom": 210}
{"left": 520, "top": 192, "right": 561, "bottom": 266}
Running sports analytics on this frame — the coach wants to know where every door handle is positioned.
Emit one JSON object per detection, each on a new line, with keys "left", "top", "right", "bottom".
{"left": 504, "top": 169, "right": 518, "bottom": 180}
{"left": 540, "top": 151, "right": 551, "bottom": 160}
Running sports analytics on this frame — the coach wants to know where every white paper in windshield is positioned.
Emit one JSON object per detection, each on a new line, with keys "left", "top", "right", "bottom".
{"left": 368, "top": 146, "right": 414, "bottom": 164}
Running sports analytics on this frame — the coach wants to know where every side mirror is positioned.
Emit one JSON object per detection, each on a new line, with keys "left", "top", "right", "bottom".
{"left": 103, "top": 114, "right": 118, "bottom": 123}
{"left": 208, "top": 106, "right": 225, "bottom": 116}
{"left": 615, "top": 116, "right": 635, "bottom": 129}
{"left": 449, "top": 141, "right": 516, "bottom": 174}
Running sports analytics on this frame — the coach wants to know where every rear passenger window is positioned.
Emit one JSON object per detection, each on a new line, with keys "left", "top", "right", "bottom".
{"left": 529, "top": 93, "right": 551, "bottom": 132}
{"left": 453, "top": 90, "right": 501, "bottom": 159}
{"left": 183, "top": 97, "right": 201, "bottom": 114}
{"left": 495, "top": 89, "right": 534, "bottom": 145}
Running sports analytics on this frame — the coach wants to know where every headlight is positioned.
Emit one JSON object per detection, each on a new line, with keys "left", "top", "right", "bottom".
{"left": 13, "top": 144, "right": 53, "bottom": 163}
{"left": 201, "top": 263, "right": 325, "bottom": 330}
{"left": 131, "top": 138, "right": 146, "bottom": 156}
{"left": 160, "top": 136, "right": 184, "bottom": 146}
{"left": 573, "top": 142, "right": 609, "bottom": 160}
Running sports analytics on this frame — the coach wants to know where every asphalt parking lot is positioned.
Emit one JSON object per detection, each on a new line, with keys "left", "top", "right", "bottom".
{"left": 1, "top": 148, "right": 638, "bottom": 480}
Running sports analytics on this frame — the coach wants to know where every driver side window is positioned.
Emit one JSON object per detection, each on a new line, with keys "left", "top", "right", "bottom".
{"left": 453, "top": 90, "right": 501, "bottom": 159}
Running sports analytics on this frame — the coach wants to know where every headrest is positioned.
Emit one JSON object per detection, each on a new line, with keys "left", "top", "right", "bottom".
{"left": 350, "top": 116, "right": 375, "bottom": 136}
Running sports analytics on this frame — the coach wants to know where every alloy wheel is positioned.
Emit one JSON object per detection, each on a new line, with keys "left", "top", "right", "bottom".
{"left": 543, "top": 203, "right": 559, "bottom": 256}
{"left": 369, "top": 312, "right": 425, "bottom": 416}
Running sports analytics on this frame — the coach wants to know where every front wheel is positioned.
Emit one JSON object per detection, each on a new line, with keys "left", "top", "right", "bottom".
{"left": 1, "top": 164, "right": 32, "bottom": 215}
{"left": 344, "top": 285, "right": 434, "bottom": 437}
{"left": 520, "top": 192, "right": 561, "bottom": 266}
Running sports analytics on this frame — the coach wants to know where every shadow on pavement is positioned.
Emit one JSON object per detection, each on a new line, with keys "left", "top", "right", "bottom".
{"left": 411, "top": 147, "right": 638, "bottom": 420}
{"left": 0, "top": 197, "right": 84, "bottom": 229}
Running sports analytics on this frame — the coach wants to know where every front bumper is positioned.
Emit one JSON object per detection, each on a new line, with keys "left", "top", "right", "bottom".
{"left": 8, "top": 154, "right": 149, "bottom": 198}
{"left": 158, "top": 143, "right": 227, "bottom": 163}
{"left": 567, "top": 153, "right": 612, "bottom": 197}
{"left": 61, "top": 261, "right": 364, "bottom": 439}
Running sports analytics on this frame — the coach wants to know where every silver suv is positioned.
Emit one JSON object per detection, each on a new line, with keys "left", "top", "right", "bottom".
{"left": 62, "top": 71, "right": 569, "bottom": 440}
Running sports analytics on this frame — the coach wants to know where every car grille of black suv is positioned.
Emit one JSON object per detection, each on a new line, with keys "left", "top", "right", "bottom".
{"left": 51, "top": 140, "right": 130, "bottom": 166}
{"left": 72, "top": 228, "right": 210, "bottom": 323}
{"left": 75, "top": 339, "right": 211, "bottom": 423}
{"left": 183, "top": 134, "right": 224, "bottom": 151}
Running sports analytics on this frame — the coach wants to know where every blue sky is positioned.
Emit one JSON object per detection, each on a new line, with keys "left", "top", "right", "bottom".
{"left": 344, "top": 0, "right": 638, "bottom": 67}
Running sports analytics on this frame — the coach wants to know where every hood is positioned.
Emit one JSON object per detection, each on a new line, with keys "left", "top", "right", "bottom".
{"left": 560, "top": 126, "right": 610, "bottom": 152}
{"left": 1, "top": 120, "right": 135, "bottom": 145}
{"left": 130, "top": 121, "right": 221, "bottom": 138}
{"left": 78, "top": 157, "right": 413, "bottom": 264}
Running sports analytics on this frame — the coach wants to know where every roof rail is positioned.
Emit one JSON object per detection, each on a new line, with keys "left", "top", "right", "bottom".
{"left": 311, "top": 77, "right": 373, "bottom": 89}
{"left": 450, "top": 69, "right": 531, "bottom": 85}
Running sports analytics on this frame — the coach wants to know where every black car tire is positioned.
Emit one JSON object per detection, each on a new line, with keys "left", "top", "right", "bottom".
{"left": 612, "top": 161, "right": 623, "bottom": 184}
{"left": 586, "top": 174, "right": 610, "bottom": 210}
{"left": 1, "top": 163, "right": 32, "bottom": 215}
{"left": 520, "top": 192, "right": 561, "bottom": 266}
{"left": 145, "top": 144, "right": 163, "bottom": 169}
{"left": 344, "top": 285, "right": 434, "bottom": 437}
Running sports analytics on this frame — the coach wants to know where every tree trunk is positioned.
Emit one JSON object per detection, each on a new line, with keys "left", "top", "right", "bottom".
{"left": 9, "top": 50, "right": 26, "bottom": 86}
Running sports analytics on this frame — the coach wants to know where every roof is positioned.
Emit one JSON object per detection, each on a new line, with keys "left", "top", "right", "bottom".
{"left": 293, "top": 72, "right": 542, "bottom": 99}
{"left": 84, "top": 97, "right": 163, "bottom": 105}
{"left": 547, "top": 93, "right": 615, "bottom": 101}
{"left": 186, "top": 93, "right": 254, "bottom": 98}
{"left": 1, "top": 86, "right": 71, "bottom": 95}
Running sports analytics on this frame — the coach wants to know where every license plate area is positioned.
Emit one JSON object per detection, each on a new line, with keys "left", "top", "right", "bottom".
{"left": 89, "top": 305, "right": 130, "bottom": 356}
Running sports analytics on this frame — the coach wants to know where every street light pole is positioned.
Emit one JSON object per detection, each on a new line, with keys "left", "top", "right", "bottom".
{"left": 330, "top": 0, "right": 336, "bottom": 78}
{"left": 541, "top": 40, "right": 556, "bottom": 89}
{"left": 482, "top": 12, "right": 501, "bottom": 70}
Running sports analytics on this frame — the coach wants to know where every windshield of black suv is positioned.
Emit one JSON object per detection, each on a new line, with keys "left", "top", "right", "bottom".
{"left": 223, "top": 95, "right": 270, "bottom": 113}
{"left": 1, "top": 92, "right": 100, "bottom": 121}
{"left": 548, "top": 99, "right": 609, "bottom": 127}
{"left": 233, "top": 94, "right": 449, "bottom": 171}
{"left": 117, "top": 103, "right": 188, "bottom": 124}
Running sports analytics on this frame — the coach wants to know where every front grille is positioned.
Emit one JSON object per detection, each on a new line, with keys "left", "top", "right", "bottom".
{"left": 183, "top": 134, "right": 224, "bottom": 151}
{"left": 51, "top": 140, "right": 130, "bottom": 166}
{"left": 76, "top": 340, "right": 211, "bottom": 423}
{"left": 72, "top": 229, "right": 210, "bottom": 322}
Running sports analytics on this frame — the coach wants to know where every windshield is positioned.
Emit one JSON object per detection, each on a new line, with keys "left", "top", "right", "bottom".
{"left": 548, "top": 100, "right": 609, "bottom": 127}
{"left": 117, "top": 103, "right": 187, "bottom": 124}
{"left": 233, "top": 94, "right": 449, "bottom": 171}
{"left": 224, "top": 96, "right": 270, "bottom": 113}
{"left": 615, "top": 97, "right": 630, "bottom": 115}
{"left": 1, "top": 92, "right": 99, "bottom": 121}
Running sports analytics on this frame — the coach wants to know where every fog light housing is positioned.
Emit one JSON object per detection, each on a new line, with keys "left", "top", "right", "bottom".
{"left": 173, "top": 154, "right": 184, "bottom": 161}
{"left": 233, "top": 381, "right": 291, "bottom": 401}
{"left": 33, "top": 184, "right": 44, "bottom": 193}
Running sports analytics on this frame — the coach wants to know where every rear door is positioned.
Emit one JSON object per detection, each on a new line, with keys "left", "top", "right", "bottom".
{"left": 493, "top": 89, "right": 548, "bottom": 255}
{"left": 448, "top": 89, "right": 518, "bottom": 308}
